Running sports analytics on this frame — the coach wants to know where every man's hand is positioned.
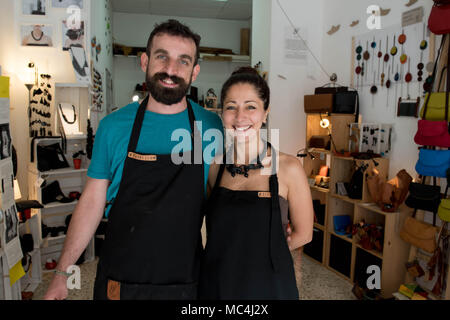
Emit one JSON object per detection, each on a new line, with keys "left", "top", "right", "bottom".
{"left": 43, "top": 274, "right": 68, "bottom": 300}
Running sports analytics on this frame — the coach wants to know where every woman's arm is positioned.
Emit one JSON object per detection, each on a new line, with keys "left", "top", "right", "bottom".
{"left": 282, "top": 155, "right": 314, "bottom": 250}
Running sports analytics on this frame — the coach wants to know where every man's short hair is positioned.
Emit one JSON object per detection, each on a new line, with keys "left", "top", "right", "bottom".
{"left": 146, "top": 19, "right": 201, "bottom": 65}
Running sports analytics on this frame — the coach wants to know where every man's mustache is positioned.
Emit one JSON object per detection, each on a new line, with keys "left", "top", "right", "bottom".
{"left": 152, "top": 72, "right": 185, "bottom": 85}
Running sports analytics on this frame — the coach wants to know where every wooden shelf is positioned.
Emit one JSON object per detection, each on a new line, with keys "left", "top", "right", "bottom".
{"left": 199, "top": 53, "right": 250, "bottom": 63}
{"left": 309, "top": 148, "right": 331, "bottom": 154}
{"left": 314, "top": 223, "right": 325, "bottom": 231}
{"left": 354, "top": 243, "right": 383, "bottom": 259}
{"left": 356, "top": 202, "right": 399, "bottom": 216}
{"left": 329, "top": 230, "right": 353, "bottom": 243}
{"left": 31, "top": 167, "right": 88, "bottom": 176}
{"left": 330, "top": 193, "right": 362, "bottom": 204}
{"left": 310, "top": 185, "right": 330, "bottom": 193}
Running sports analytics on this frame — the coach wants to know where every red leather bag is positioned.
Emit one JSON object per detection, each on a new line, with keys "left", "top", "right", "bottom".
{"left": 428, "top": 0, "right": 450, "bottom": 35}
{"left": 414, "top": 35, "right": 450, "bottom": 147}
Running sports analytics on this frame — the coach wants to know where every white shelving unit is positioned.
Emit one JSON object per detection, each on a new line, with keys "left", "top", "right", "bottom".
{"left": 27, "top": 135, "right": 94, "bottom": 285}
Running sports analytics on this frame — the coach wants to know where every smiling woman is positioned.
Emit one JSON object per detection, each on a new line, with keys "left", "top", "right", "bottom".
{"left": 199, "top": 67, "right": 314, "bottom": 300}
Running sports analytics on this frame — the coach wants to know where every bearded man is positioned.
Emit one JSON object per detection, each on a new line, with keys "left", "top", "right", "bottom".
{"left": 44, "top": 19, "right": 223, "bottom": 300}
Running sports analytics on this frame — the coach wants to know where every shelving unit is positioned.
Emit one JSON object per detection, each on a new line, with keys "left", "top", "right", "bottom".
{"left": 27, "top": 135, "right": 94, "bottom": 288}
{"left": 302, "top": 113, "right": 411, "bottom": 298}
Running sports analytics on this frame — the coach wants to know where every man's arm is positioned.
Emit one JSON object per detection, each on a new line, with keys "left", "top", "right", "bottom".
{"left": 43, "top": 177, "right": 109, "bottom": 300}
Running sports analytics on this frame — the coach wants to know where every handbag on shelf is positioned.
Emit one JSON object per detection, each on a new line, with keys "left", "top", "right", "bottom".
{"left": 304, "top": 94, "right": 333, "bottom": 113}
{"left": 400, "top": 215, "right": 439, "bottom": 254}
{"left": 314, "top": 85, "right": 348, "bottom": 95}
{"left": 378, "top": 169, "right": 413, "bottom": 212}
{"left": 428, "top": 0, "right": 450, "bottom": 35}
{"left": 405, "top": 182, "right": 441, "bottom": 213}
{"left": 346, "top": 162, "right": 369, "bottom": 200}
{"left": 437, "top": 183, "right": 450, "bottom": 222}
{"left": 334, "top": 90, "right": 359, "bottom": 116}
{"left": 37, "top": 142, "right": 70, "bottom": 172}
{"left": 415, "top": 148, "right": 450, "bottom": 178}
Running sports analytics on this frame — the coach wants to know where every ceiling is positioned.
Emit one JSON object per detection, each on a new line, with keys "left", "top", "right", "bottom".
{"left": 111, "top": 0, "right": 252, "bottom": 20}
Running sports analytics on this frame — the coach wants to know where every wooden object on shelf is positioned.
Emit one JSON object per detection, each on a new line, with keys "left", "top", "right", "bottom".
{"left": 240, "top": 28, "right": 250, "bottom": 56}
{"left": 200, "top": 47, "right": 234, "bottom": 55}
{"left": 202, "top": 55, "right": 232, "bottom": 62}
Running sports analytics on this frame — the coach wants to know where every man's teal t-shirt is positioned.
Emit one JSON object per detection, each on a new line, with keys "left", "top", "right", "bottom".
{"left": 87, "top": 99, "right": 223, "bottom": 217}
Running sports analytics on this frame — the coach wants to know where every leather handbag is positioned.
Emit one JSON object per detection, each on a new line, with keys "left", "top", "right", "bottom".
{"left": 379, "top": 169, "right": 413, "bottom": 212}
{"left": 428, "top": 0, "right": 450, "bottom": 35}
{"left": 314, "top": 85, "right": 348, "bottom": 94}
{"left": 437, "top": 198, "right": 450, "bottom": 222}
{"left": 333, "top": 91, "right": 359, "bottom": 116}
{"left": 400, "top": 216, "right": 438, "bottom": 253}
{"left": 415, "top": 148, "right": 450, "bottom": 178}
{"left": 304, "top": 94, "right": 333, "bottom": 113}
{"left": 37, "top": 143, "right": 70, "bottom": 172}
{"left": 405, "top": 182, "right": 441, "bottom": 213}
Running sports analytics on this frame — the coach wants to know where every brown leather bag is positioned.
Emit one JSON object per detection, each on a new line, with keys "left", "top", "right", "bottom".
{"left": 400, "top": 217, "right": 438, "bottom": 253}
{"left": 379, "top": 169, "right": 413, "bottom": 212}
{"left": 304, "top": 94, "right": 333, "bottom": 113}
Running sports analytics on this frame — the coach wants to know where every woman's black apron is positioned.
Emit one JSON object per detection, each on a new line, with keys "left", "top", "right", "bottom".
{"left": 199, "top": 145, "right": 299, "bottom": 300}
{"left": 93, "top": 96, "right": 205, "bottom": 300}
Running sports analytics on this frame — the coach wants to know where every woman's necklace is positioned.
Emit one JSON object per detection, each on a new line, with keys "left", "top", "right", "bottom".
{"left": 225, "top": 144, "right": 267, "bottom": 178}
{"left": 31, "top": 30, "right": 44, "bottom": 42}
{"left": 59, "top": 104, "right": 77, "bottom": 124}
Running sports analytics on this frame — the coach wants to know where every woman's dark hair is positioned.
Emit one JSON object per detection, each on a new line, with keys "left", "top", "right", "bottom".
{"left": 221, "top": 67, "right": 270, "bottom": 110}
{"left": 146, "top": 19, "right": 201, "bottom": 65}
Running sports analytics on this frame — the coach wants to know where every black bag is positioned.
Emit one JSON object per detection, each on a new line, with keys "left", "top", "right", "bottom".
{"left": 346, "top": 163, "right": 369, "bottom": 199}
{"left": 308, "top": 135, "right": 331, "bottom": 149}
{"left": 42, "top": 181, "right": 74, "bottom": 205}
{"left": 405, "top": 183, "right": 441, "bottom": 213}
{"left": 37, "top": 143, "right": 70, "bottom": 172}
{"left": 334, "top": 91, "right": 359, "bottom": 115}
{"left": 314, "top": 86, "right": 348, "bottom": 94}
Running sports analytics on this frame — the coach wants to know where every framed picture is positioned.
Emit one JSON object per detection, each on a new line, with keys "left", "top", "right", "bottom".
{"left": 0, "top": 124, "right": 11, "bottom": 160}
{"left": 21, "top": 24, "right": 53, "bottom": 47}
{"left": 5, "top": 206, "right": 18, "bottom": 244}
{"left": 62, "top": 20, "right": 85, "bottom": 51}
{"left": 22, "top": 0, "right": 46, "bottom": 16}
{"left": 51, "top": 0, "right": 83, "bottom": 9}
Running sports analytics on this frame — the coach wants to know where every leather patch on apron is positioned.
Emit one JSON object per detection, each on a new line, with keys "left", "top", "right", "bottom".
{"left": 258, "top": 192, "right": 271, "bottom": 198}
{"left": 107, "top": 280, "right": 121, "bottom": 300}
{"left": 128, "top": 152, "right": 157, "bottom": 161}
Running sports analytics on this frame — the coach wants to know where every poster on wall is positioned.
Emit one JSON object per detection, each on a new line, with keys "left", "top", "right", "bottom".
{"left": 284, "top": 26, "right": 308, "bottom": 66}
{"left": 69, "top": 45, "right": 90, "bottom": 84}
{"left": 62, "top": 20, "right": 85, "bottom": 51}
{"left": 0, "top": 124, "right": 11, "bottom": 160}
{"left": 21, "top": 24, "right": 53, "bottom": 47}
{"left": 0, "top": 161, "right": 22, "bottom": 269}
{"left": 51, "top": 0, "right": 83, "bottom": 9}
{"left": 22, "top": 0, "right": 46, "bottom": 16}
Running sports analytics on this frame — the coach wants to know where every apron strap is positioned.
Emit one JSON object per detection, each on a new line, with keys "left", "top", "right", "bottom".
{"left": 268, "top": 143, "right": 283, "bottom": 273}
{"left": 127, "top": 96, "right": 197, "bottom": 158}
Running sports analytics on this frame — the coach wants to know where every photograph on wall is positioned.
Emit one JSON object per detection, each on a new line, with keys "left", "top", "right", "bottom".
{"left": 69, "top": 45, "right": 90, "bottom": 84}
{"left": 22, "top": 0, "right": 46, "bottom": 16}
{"left": 51, "top": 0, "right": 83, "bottom": 9}
{"left": 0, "top": 124, "right": 11, "bottom": 160}
{"left": 4, "top": 206, "right": 18, "bottom": 244}
{"left": 62, "top": 20, "right": 85, "bottom": 51}
{"left": 21, "top": 24, "right": 53, "bottom": 47}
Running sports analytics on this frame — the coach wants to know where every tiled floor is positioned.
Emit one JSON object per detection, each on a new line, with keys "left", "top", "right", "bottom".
{"left": 32, "top": 250, "right": 356, "bottom": 300}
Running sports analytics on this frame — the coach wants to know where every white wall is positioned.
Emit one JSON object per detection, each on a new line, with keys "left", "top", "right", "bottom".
{"left": 267, "top": 0, "right": 328, "bottom": 154}
{"left": 112, "top": 12, "right": 251, "bottom": 109}
{"left": 251, "top": 0, "right": 271, "bottom": 71}
{"left": 321, "top": 0, "right": 434, "bottom": 180}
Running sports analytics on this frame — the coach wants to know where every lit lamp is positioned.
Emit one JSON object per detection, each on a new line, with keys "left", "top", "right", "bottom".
{"left": 25, "top": 62, "right": 38, "bottom": 137}
{"left": 320, "top": 118, "right": 330, "bottom": 129}
{"left": 14, "top": 179, "right": 22, "bottom": 200}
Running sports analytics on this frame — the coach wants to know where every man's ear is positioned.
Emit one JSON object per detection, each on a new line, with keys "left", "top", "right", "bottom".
{"left": 140, "top": 52, "right": 149, "bottom": 73}
{"left": 191, "top": 64, "right": 201, "bottom": 83}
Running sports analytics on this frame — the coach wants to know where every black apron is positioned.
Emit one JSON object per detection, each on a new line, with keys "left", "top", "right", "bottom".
{"left": 93, "top": 96, "right": 205, "bottom": 300}
{"left": 198, "top": 145, "right": 299, "bottom": 300}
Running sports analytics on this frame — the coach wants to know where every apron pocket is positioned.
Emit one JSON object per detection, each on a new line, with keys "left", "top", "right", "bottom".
{"left": 107, "top": 278, "right": 198, "bottom": 300}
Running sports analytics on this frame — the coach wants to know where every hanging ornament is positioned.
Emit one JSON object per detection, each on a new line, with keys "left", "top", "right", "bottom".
{"left": 371, "top": 37, "right": 376, "bottom": 72}
{"left": 370, "top": 73, "right": 378, "bottom": 94}
{"left": 377, "top": 39, "right": 382, "bottom": 79}
{"left": 386, "top": 66, "right": 392, "bottom": 89}
{"left": 390, "top": 35, "right": 398, "bottom": 72}
{"left": 405, "top": 57, "right": 413, "bottom": 99}
{"left": 417, "top": 23, "right": 427, "bottom": 93}
{"left": 381, "top": 36, "right": 389, "bottom": 87}
{"left": 394, "top": 64, "right": 400, "bottom": 82}
{"left": 363, "top": 41, "right": 370, "bottom": 81}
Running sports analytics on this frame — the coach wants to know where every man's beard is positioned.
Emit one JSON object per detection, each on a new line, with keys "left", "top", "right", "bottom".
{"left": 146, "top": 71, "right": 192, "bottom": 105}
